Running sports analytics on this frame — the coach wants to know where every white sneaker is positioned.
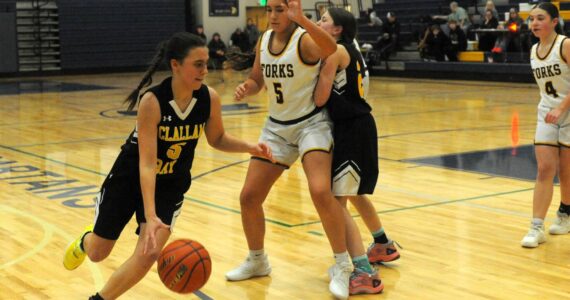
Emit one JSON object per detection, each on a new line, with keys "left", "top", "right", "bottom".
{"left": 549, "top": 212, "right": 570, "bottom": 235}
{"left": 521, "top": 224, "right": 546, "bottom": 248}
{"left": 327, "top": 262, "right": 352, "bottom": 300}
{"left": 225, "top": 254, "right": 271, "bottom": 281}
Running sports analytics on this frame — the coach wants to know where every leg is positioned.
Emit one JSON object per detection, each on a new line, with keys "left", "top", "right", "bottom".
{"left": 349, "top": 195, "right": 382, "bottom": 234}
{"left": 98, "top": 224, "right": 171, "bottom": 299}
{"left": 522, "top": 145, "right": 558, "bottom": 247}
{"left": 239, "top": 159, "right": 283, "bottom": 251}
{"left": 303, "top": 151, "right": 352, "bottom": 299}
{"left": 83, "top": 232, "right": 115, "bottom": 262}
{"left": 225, "top": 159, "right": 283, "bottom": 281}
{"left": 532, "top": 146, "right": 559, "bottom": 219}
{"left": 339, "top": 196, "right": 384, "bottom": 295}
{"left": 302, "top": 151, "right": 346, "bottom": 253}
{"left": 349, "top": 195, "right": 400, "bottom": 263}
{"left": 549, "top": 147, "right": 570, "bottom": 235}
{"left": 558, "top": 147, "right": 570, "bottom": 206}
{"left": 338, "top": 197, "right": 366, "bottom": 258}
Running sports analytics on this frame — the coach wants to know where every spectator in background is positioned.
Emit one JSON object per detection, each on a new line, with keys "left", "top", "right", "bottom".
{"left": 483, "top": 0, "right": 499, "bottom": 20}
{"left": 376, "top": 11, "right": 400, "bottom": 59}
{"left": 208, "top": 32, "right": 227, "bottom": 69}
{"left": 245, "top": 18, "right": 260, "bottom": 51}
{"left": 369, "top": 9, "right": 383, "bottom": 27}
{"left": 433, "top": 1, "right": 471, "bottom": 32}
{"left": 478, "top": 9, "right": 499, "bottom": 51}
{"left": 504, "top": 8, "right": 524, "bottom": 52}
{"left": 193, "top": 24, "right": 207, "bottom": 42}
{"left": 231, "top": 27, "right": 250, "bottom": 53}
{"left": 419, "top": 24, "right": 449, "bottom": 61}
{"left": 446, "top": 19, "right": 467, "bottom": 61}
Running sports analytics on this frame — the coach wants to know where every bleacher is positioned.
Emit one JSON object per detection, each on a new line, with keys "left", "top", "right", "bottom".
{"left": 359, "top": 0, "right": 443, "bottom": 48}
{"left": 361, "top": 0, "right": 570, "bottom": 82}
{"left": 58, "top": 0, "right": 185, "bottom": 72}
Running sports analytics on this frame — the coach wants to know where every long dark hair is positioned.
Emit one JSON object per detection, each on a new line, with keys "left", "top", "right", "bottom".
{"left": 124, "top": 32, "right": 206, "bottom": 111}
{"left": 534, "top": 2, "right": 563, "bottom": 34}
{"left": 326, "top": 7, "right": 357, "bottom": 44}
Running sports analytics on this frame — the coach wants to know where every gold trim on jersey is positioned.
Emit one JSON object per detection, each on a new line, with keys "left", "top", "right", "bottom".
{"left": 536, "top": 34, "right": 559, "bottom": 61}
{"left": 251, "top": 156, "right": 290, "bottom": 169}
{"left": 268, "top": 27, "right": 298, "bottom": 57}
{"left": 560, "top": 37, "right": 568, "bottom": 63}
{"left": 300, "top": 143, "right": 333, "bottom": 162}
{"left": 534, "top": 140, "right": 561, "bottom": 147}
{"left": 296, "top": 32, "right": 320, "bottom": 66}
{"left": 257, "top": 31, "right": 267, "bottom": 58}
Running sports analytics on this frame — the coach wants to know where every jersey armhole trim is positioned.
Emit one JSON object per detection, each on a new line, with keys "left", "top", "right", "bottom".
{"left": 297, "top": 32, "right": 320, "bottom": 66}
{"left": 560, "top": 37, "right": 568, "bottom": 63}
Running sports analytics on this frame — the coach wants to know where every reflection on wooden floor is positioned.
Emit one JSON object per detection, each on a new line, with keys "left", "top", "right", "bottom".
{"left": 1, "top": 70, "right": 569, "bottom": 300}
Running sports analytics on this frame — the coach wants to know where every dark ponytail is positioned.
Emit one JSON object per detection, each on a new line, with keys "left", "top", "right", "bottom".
{"left": 534, "top": 2, "right": 563, "bottom": 34}
{"left": 124, "top": 32, "right": 207, "bottom": 111}
{"left": 326, "top": 7, "right": 357, "bottom": 44}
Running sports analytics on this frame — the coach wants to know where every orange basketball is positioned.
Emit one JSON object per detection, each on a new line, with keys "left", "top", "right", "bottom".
{"left": 157, "top": 239, "right": 212, "bottom": 294}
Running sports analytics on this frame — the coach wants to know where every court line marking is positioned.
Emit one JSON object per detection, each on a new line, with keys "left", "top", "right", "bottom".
{"left": 0, "top": 143, "right": 540, "bottom": 229}
{"left": 0, "top": 144, "right": 107, "bottom": 176}
{"left": 0, "top": 205, "right": 53, "bottom": 270}
{"left": 7, "top": 121, "right": 535, "bottom": 148}
{"left": 290, "top": 187, "right": 535, "bottom": 227}
{"left": 378, "top": 123, "right": 535, "bottom": 139}
{"left": 0, "top": 144, "right": 293, "bottom": 227}
{"left": 0, "top": 204, "right": 104, "bottom": 288}
{"left": 373, "top": 77, "right": 536, "bottom": 89}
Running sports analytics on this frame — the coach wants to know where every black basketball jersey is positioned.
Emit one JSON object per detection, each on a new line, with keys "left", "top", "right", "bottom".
{"left": 326, "top": 42, "right": 372, "bottom": 121}
{"left": 120, "top": 77, "right": 211, "bottom": 184}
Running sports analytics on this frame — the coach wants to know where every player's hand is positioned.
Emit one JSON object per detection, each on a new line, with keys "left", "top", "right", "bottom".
{"left": 234, "top": 82, "right": 249, "bottom": 101}
{"left": 545, "top": 108, "right": 563, "bottom": 124}
{"left": 248, "top": 142, "right": 274, "bottom": 162}
{"left": 286, "top": 0, "right": 303, "bottom": 23}
{"left": 142, "top": 215, "right": 170, "bottom": 255}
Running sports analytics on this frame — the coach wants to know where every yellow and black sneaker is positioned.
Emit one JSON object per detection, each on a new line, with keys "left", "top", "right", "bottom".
{"left": 63, "top": 225, "right": 93, "bottom": 270}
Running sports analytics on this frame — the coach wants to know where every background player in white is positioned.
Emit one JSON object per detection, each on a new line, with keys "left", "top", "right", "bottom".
{"left": 225, "top": 0, "right": 352, "bottom": 298}
{"left": 522, "top": 2, "right": 570, "bottom": 248}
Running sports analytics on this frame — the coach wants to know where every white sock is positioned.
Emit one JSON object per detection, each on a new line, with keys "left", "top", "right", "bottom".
{"left": 532, "top": 218, "right": 544, "bottom": 227}
{"left": 249, "top": 249, "right": 265, "bottom": 260}
{"left": 334, "top": 251, "right": 350, "bottom": 265}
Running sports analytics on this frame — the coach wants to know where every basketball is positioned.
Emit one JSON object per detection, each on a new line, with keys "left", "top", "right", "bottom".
{"left": 157, "top": 239, "right": 212, "bottom": 294}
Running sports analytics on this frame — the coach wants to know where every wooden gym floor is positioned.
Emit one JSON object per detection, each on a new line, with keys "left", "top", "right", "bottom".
{"left": 1, "top": 70, "right": 569, "bottom": 299}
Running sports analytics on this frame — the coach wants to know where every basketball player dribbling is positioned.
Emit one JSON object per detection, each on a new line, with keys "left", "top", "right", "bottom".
{"left": 62, "top": 32, "right": 273, "bottom": 299}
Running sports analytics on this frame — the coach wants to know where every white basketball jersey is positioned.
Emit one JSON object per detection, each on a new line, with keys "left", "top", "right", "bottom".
{"left": 260, "top": 27, "right": 320, "bottom": 121}
{"left": 531, "top": 35, "right": 570, "bottom": 108}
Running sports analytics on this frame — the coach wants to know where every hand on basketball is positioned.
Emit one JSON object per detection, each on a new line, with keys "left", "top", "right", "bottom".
{"left": 545, "top": 108, "right": 563, "bottom": 124}
{"left": 249, "top": 142, "right": 274, "bottom": 162}
{"left": 234, "top": 82, "right": 249, "bottom": 101}
{"left": 143, "top": 215, "right": 170, "bottom": 255}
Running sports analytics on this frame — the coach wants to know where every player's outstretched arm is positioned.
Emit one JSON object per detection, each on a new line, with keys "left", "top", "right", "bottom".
{"left": 206, "top": 87, "right": 273, "bottom": 160}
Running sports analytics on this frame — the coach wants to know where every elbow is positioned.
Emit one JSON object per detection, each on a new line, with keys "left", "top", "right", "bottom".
{"left": 315, "top": 97, "right": 327, "bottom": 107}
{"left": 208, "top": 134, "right": 224, "bottom": 150}
{"left": 323, "top": 45, "right": 338, "bottom": 58}
{"left": 207, "top": 138, "right": 218, "bottom": 149}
